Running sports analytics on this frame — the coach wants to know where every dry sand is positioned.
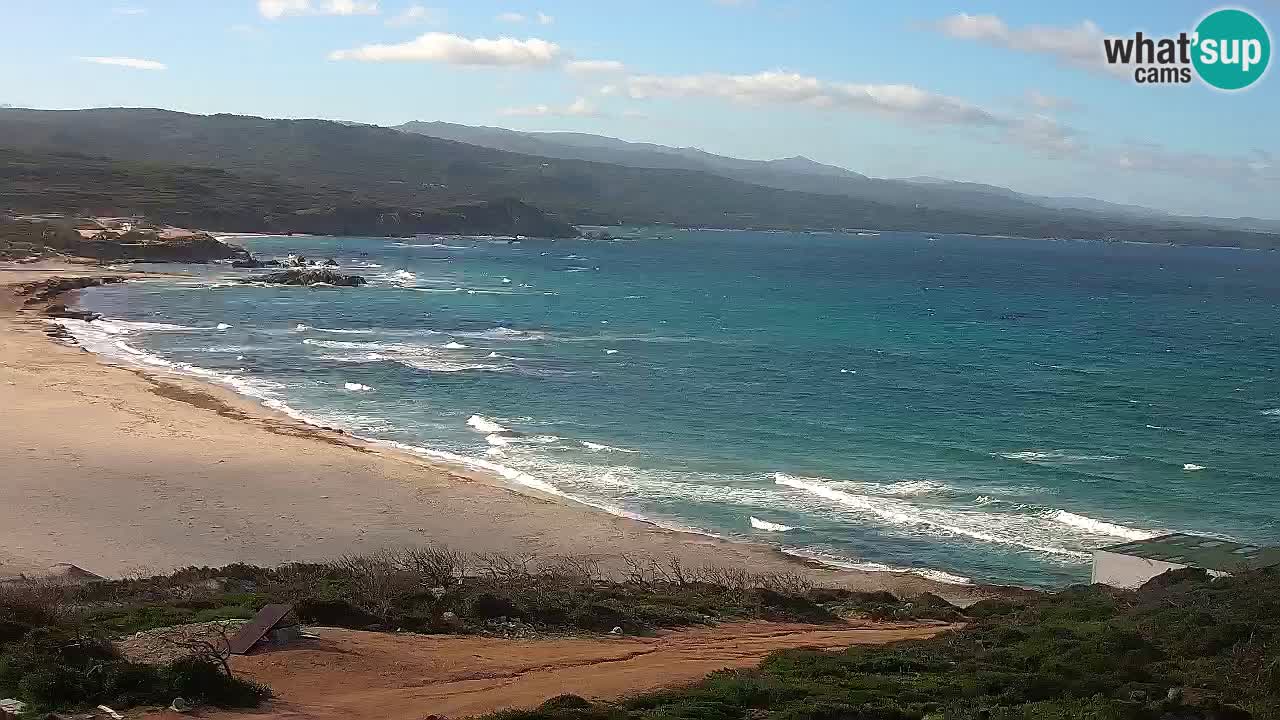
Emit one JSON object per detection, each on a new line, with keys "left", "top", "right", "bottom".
{"left": 148, "top": 621, "right": 958, "bottom": 720}
{"left": 0, "top": 263, "right": 986, "bottom": 602}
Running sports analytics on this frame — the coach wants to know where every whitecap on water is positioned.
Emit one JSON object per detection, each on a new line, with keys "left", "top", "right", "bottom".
{"left": 1183, "top": 463, "right": 1206, "bottom": 471}
{"left": 749, "top": 516, "right": 794, "bottom": 532}
{"left": 467, "top": 415, "right": 509, "bottom": 433}
{"left": 772, "top": 473, "right": 1092, "bottom": 559}
{"left": 1046, "top": 510, "right": 1157, "bottom": 541}
{"left": 581, "top": 441, "right": 638, "bottom": 453}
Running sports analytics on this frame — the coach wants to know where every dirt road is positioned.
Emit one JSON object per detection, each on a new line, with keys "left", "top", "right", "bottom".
{"left": 175, "top": 621, "right": 955, "bottom": 720}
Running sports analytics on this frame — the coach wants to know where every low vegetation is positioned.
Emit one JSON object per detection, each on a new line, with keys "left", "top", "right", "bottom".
{"left": 0, "top": 547, "right": 952, "bottom": 714}
{"left": 0, "top": 591, "right": 268, "bottom": 714}
{"left": 17, "top": 549, "right": 1272, "bottom": 719}
{"left": 483, "top": 567, "right": 1280, "bottom": 720}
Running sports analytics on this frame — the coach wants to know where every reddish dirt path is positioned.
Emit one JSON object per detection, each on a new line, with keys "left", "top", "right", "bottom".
{"left": 158, "top": 621, "right": 956, "bottom": 720}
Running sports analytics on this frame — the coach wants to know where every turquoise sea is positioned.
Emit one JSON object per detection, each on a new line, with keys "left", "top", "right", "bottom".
{"left": 67, "top": 230, "right": 1280, "bottom": 587}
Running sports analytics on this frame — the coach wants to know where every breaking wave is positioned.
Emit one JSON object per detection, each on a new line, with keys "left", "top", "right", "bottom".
{"left": 581, "top": 441, "right": 638, "bottom": 453}
{"left": 1047, "top": 510, "right": 1157, "bottom": 541}
{"left": 749, "top": 516, "right": 794, "bottom": 532}
{"left": 779, "top": 547, "right": 972, "bottom": 585}
{"left": 773, "top": 473, "right": 1091, "bottom": 559}
{"left": 467, "top": 415, "right": 509, "bottom": 433}
{"left": 997, "top": 449, "right": 1119, "bottom": 463}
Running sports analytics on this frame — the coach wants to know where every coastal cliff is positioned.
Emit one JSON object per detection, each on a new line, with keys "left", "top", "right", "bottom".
{"left": 1, "top": 216, "right": 247, "bottom": 263}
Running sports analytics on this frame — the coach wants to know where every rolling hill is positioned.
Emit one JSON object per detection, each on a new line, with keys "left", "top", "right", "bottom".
{"left": 2, "top": 107, "right": 1277, "bottom": 246}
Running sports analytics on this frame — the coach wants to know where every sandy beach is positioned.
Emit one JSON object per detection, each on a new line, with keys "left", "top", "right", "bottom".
{"left": 0, "top": 262, "right": 988, "bottom": 602}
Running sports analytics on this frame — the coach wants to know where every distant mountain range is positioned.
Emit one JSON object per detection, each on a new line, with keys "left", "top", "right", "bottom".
{"left": 397, "top": 120, "right": 1280, "bottom": 234}
{"left": 0, "top": 107, "right": 1276, "bottom": 246}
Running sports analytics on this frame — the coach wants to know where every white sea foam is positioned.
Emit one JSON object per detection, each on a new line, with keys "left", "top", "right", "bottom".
{"left": 453, "top": 327, "right": 546, "bottom": 341}
{"left": 1048, "top": 510, "right": 1156, "bottom": 541}
{"left": 779, "top": 547, "right": 972, "bottom": 585}
{"left": 485, "top": 433, "right": 513, "bottom": 447}
{"left": 442, "top": 341, "right": 469, "bottom": 349}
{"left": 467, "top": 415, "right": 509, "bottom": 433}
{"left": 387, "top": 270, "right": 418, "bottom": 284}
{"left": 216, "top": 323, "right": 232, "bottom": 330}
{"left": 314, "top": 327, "right": 378, "bottom": 335}
{"left": 604, "top": 349, "right": 619, "bottom": 355}
{"left": 1262, "top": 409, "right": 1280, "bottom": 416}
{"left": 50, "top": 318, "right": 284, "bottom": 406}
{"left": 581, "top": 441, "right": 639, "bottom": 453}
{"left": 773, "top": 473, "right": 1091, "bottom": 559}
{"left": 343, "top": 382, "right": 373, "bottom": 392}
{"left": 749, "top": 516, "right": 794, "bottom": 532}
{"left": 879, "top": 480, "right": 949, "bottom": 496}
{"left": 397, "top": 359, "right": 503, "bottom": 373}
{"left": 303, "top": 338, "right": 434, "bottom": 355}
{"left": 295, "top": 324, "right": 310, "bottom": 331}
{"left": 1183, "top": 463, "right": 1206, "bottom": 471}
{"left": 998, "top": 449, "right": 1118, "bottom": 463}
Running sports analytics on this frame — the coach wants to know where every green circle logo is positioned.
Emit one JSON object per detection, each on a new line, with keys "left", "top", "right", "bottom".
{"left": 1193, "top": 8, "right": 1270, "bottom": 90}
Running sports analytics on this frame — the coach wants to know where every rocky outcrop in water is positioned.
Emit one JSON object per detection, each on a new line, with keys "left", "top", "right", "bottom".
{"left": 246, "top": 268, "right": 366, "bottom": 287}
{"left": 42, "top": 303, "right": 102, "bottom": 322}
{"left": 231, "top": 256, "right": 280, "bottom": 268}
{"left": 15, "top": 276, "right": 127, "bottom": 304}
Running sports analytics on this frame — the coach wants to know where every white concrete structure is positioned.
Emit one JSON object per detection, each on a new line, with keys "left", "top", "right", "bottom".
{"left": 1092, "top": 533, "right": 1279, "bottom": 589}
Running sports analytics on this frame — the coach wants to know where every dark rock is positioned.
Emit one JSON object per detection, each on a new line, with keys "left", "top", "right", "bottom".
{"left": 231, "top": 256, "right": 280, "bottom": 268}
{"left": 324, "top": 257, "right": 339, "bottom": 266}
{"left": 43, "top": 304, "right": 101, "bottom": 322}
{"left": 245, "top": 269, "right": 366, "bottom": 287}
{"left": 17, "top": 276, "right": 127, "bottom": 304}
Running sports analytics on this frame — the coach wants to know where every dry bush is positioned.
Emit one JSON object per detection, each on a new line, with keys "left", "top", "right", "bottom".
{"left": 475, "top": 552, "right": 536, "bottom": 583}
{"left": 387, "top": 546, "right": 467, "bottom": 587}
{"left": 333, "top": 553, "right": 418, "bottom": 621}
{"left": 538, "top": 556, "right": 603, "bottom": 587}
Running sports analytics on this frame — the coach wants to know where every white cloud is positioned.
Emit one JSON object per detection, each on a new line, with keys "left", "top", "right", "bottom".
{"left": 259, "top": 0, "right": 379, "bottom": 19}
{"left": 1111, "top": 143, "right": 1278, "bottom": 186}
{"left": 1025, "top": 89, "right": 1077, "bottom": 112}
{"left": 1007, "top": 114, "right": 1080, "bottom": 156}
{"left": 112, "top": 6, "right": 146, "bottom": 15}
{"left": 387, "top": 4, "right": 443, "bottom": 26}
{"left": 496, "top": 11, "right": 525, "bottom": 23}
{"left": 500, "top": 96, "right": 601, "bottom": 117}
{"left": 566, "top": 59, "right": 626, "bottom": 75}
{"left": 537, "top": 12, "right": 553, "bottom": 25}
{"left": 622, "top": 71, "right": 1000, "bottom": 126}
{"left": 330, "top": 32, "right": 562, "bottom": 66}
{"left": 76, "top": 56, "right": 166, "bottom": 70}
{"left": 931, "top": 14, "right": 1118, "bottom": 73}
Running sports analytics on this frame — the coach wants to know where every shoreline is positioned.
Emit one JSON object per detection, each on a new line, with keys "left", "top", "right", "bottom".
{"left": 0, "top": 261, "right": 1009, "bottom": 603}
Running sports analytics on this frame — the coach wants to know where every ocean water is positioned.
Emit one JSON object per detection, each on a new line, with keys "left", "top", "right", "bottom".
{"left": 67, "top": 230, "right": 1280, "bottom": 587}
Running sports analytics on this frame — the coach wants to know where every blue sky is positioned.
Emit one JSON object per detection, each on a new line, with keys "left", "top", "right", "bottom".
{"left": 1, "top": 1, "right": 1276, "bottom": 218}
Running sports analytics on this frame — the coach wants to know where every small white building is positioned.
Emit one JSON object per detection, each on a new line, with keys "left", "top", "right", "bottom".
{"left": 1092, "top": 533, "right": 1280, "bottom": 589}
